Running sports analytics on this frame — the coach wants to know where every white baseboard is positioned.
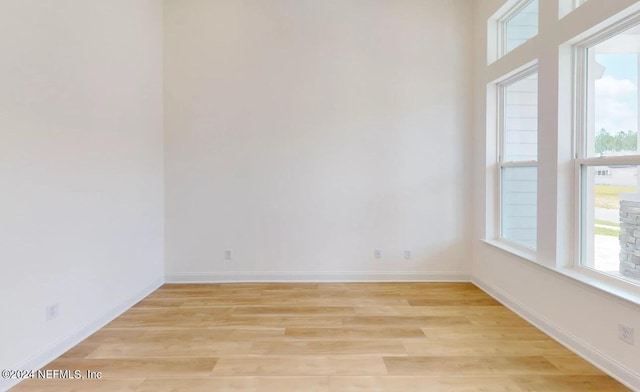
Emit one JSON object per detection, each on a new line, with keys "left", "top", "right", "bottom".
{"left": 2, "top": 277, "right": 164, "bottom": 392}
{"left": 165, "top": 271, "right": 470, "bottom": 283}
{"left": 473, "top": 278, "right": 640, "bottom": 392}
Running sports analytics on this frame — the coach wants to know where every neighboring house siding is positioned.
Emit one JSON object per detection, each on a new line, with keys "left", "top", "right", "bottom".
{"left": 595, "top": 166, "right": 638, "bottom": 186}
{"left": 502, "top": 166, "right": 537, "bottom": 248}
{"left": 504, "top": 75, "right": 537, "bottom": 161}
{"left": 503, "top": 72, "right": 537, "bottom": 248}
{"left": 505, "top": 0, "right": 538, "bottom": 53}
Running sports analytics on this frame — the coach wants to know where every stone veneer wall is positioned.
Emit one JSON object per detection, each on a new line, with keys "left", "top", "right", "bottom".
{"left": 620, "top": 200, "right": 640, "bottom": 279}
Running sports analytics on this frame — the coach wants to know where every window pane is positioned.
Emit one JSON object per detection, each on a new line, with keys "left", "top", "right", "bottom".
{"left": 585, "top": 25, "right": 640, "bottom": 158}
{"left": 505, "top": 0, "right": 538, "bottom": 54}
{"left": 501, "top": 166, "right": 537, "bottom": 248}
{"left": 559, "top": 0, "right": 587, "bottom": 19}
{"left": 504, "top": 73, "right": 538, "bottom": 162}
{"left": 581, "top": 165, "right": 640, "bottom": 284}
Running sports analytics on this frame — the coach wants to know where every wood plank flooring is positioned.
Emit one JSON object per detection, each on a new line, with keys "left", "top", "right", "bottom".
{"left": 11, "top": 283, "right": 630, "bottom": 391}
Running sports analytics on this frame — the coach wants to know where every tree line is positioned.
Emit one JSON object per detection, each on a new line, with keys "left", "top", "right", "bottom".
{"left": 595, "top": 129, "right": 637, "bottom": 154}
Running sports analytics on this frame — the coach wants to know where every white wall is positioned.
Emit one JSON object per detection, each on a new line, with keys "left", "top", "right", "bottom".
{"left": 472, "top": 0, "right": 640, "bottom": 389}
{"left": 2, "top": 0, "right": 639, "bottom": 388}
{"left": 0, "top": 0, "right": 164, "bottom": 385}
{"left": 164, "top": 0, "right": 473, "bottom": 281}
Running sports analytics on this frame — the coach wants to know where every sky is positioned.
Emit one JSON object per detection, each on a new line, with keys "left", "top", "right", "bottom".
{"left": 594, "top": 53, "right": 639, "bottom": 135}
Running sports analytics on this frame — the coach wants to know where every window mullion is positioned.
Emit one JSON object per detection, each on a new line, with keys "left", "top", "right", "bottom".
{"left": 501, "top": 160, "right": 538, "bottom": 168}
{"left": 577, "top": 156, "right": 640, "bottom": 166}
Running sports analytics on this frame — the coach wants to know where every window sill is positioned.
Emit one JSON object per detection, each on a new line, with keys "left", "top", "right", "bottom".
{"left": 482, "top": 239, "right": 537, "bottom": 263}
{"left": 556, "top": 266, "right": 640, "bottom": 306}
{"left": 482, "top": 239, "right": 640, "bottom": 307}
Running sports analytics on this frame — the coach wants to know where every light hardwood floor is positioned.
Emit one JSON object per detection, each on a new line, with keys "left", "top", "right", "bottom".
{"left": 11, "top": 283, "right": 630, "bottom": 391}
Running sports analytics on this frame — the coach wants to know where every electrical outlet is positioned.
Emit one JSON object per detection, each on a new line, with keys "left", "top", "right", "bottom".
{"left": 224, "top": 250, "right": 232, "bottom": 261}
{"left": 374, "top": 249, "right": 382, "bottom": 259}
{"left": 404, "top": 250, "right": 412, "bottom": 260}
{"left": 45, "top": 304, "right": 59, "bottom": 321}
{"left": 619, "top": 324, "right": 634, "bottom": 345}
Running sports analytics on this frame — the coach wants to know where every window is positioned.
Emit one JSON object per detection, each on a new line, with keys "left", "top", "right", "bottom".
{"left": 560, "top": 0, "right": 588, "bottom": 18}
{"left": 486, "top": 0, "right": 640, "bottom": 303}
{"left": 498, "top": 70, "right": 538, "bottom": 249}
{"left": 577, "top": 19, "right": 640, "bottom": 284}
{"left": 501, "top": 0, "right": 539, "bottom": 57}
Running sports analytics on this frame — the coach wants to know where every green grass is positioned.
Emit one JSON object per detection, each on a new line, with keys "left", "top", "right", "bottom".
{"left": 595, "top": 185, "right": 636, "bottom": 209}
{"left": 594, "top": 219, "right": 619, "bottom": 228}
{"left": 594, "top": 226, "right": 620, "bottom": 237}
{"left": 590, "top": 185, "right": 634, "bottom": 235}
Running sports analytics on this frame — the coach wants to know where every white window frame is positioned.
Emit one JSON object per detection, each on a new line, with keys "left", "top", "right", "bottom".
{"left": 496, "top": 66, "right": 539, "bottom": 252}
{"left": 560, "top": 0, "right": 588, "bottom": 19}
{"left": 497, "top": 0, "right": 538, "bottom": 59}
{"left": 573, "top": 12, "right": 640, "bottom": 288}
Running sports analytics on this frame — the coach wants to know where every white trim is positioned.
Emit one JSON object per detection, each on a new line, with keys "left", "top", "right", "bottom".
{"left": 576, "top": 11, "right": 640, "bottom": 50}
{"left": 497, "top": 0, "right": 538, "bottom": 59}
{"left": 484, "top": 236, "right": 640, "bottom": 307}
{"left": 0, "top": 277, "right": 164, "bottom": 392}
{"left": 574, "top": 42, "right": 587, "bottom": 160}
{"left": 490, "top": 59, "right": 539, "bottom": 85}
{"left": 577, "top": 156, "right": 640, "bottom": 166}
{"left": 165, "top": 271, "right": 470, "bottom": 283}
{"left": 562, "top": 265, "right": 640, "bottom": 303}
{"left": 473, "top": 278, "right": 640, "bottom": 392}
{"left": 577, "top": 161, "right": 587, "bottom": 267}
{"left": 482, "top": 238, "right": 537, "bottom": 263}
{"left": 559, "top": 0, "right": 587, "bottom": 19}
{"left": 497, "top": 64, "right": 539, "bottom": 88}
{"left": 500, "top": 160, "right": 538, "bottom": 167}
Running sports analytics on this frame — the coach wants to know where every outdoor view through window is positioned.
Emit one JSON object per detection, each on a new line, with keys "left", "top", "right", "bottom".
{"left": 583, "top": 24, "right": 640, "bottom": 284}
